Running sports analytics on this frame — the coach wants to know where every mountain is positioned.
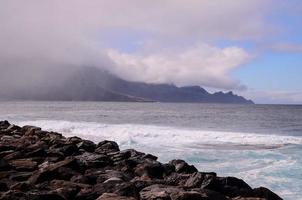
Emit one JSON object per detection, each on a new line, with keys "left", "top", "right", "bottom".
{"left": 1, "top": 67, "right": 254, "bottom": 104}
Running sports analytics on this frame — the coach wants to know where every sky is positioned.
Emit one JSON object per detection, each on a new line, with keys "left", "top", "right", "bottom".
{"left": 0, "top": 0, "right": 302, "bottom": 104}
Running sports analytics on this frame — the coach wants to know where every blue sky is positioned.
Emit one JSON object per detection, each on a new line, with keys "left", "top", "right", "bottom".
{"left": 1, "top": 0, "right": 302, "bottom": 104}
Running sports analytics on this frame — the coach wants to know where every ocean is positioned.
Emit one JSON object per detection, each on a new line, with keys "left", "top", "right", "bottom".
{"left": 0, "top": 101, "right": 301, "bottom": 199}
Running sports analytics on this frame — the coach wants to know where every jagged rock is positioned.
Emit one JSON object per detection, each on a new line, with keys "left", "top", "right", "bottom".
{"left": 202, "top": 176, "right": 252, "bottom": 197}
{"left": 169, "top": 160, "right": 198, "bottom": 174}
{"left": 76, "top": 152, "right": 111, "bottom": 169}
{"left": 184, "top": 172, "right": 216, "bottom": 188}
{"left": 134, "top": 161, "right": 165, "bottom": 179}
{"left": 9, "top": 158, "right": 38, "bottom": 171}
{"left": 140, "top": 184, "right": 184, "bottom": 200}
{"left": 28, "top": 157, "right": 79, "bottom": 184}
{"left": 77, "top": 140, "right": 96, "bottom": 152}
{"left": 97, "top": 193, "right": 136, "bottom": 200}
{"left": 97, "top": 140, "right": 120, "bottom": 152}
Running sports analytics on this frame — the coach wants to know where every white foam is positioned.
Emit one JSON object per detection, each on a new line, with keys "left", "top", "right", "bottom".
{"left": 17, "top": 120, "right": 302, "bottom": 149}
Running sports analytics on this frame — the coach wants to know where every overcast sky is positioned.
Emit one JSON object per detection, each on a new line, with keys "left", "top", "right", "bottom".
{"left": 0, "top": 0, "right": 302, "bottom": 104}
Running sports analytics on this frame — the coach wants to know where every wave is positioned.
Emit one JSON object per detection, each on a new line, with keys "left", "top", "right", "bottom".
{"left": 16, "top": 120, "right": 302, "bottom": 150}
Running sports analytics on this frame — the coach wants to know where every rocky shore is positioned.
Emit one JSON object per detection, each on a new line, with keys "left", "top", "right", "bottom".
{"left": 0, "top": 120, "right": 282, "bottom": 200}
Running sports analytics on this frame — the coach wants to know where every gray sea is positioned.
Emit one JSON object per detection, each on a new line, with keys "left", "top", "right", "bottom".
{"left": 0, "top": 101, "right": 302, "bottom": 199}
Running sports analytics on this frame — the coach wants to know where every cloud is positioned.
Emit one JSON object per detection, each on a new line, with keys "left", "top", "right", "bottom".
{"left": 0, "top": 0, "right": 275, "bottom": 93}
{"left": 107, "top": 44, "right": 249, "bottom": 90}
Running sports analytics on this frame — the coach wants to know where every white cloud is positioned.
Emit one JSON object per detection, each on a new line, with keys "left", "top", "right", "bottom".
{"left": 107, "top": 44, "right": 249, "bottom": 89}
{"left": 0, "top": 0, "right": 276, "bottom": 93}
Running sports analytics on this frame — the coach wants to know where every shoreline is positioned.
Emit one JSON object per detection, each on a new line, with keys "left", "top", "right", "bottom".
{"left": 0, "top": 120, "right": 282, "bottom": 200}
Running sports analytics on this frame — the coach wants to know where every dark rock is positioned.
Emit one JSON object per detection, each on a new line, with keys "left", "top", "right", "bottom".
{"left": 202, "top": 176, "right": 252, "bottom": 197}
{"left": 169, "top": 160, "right": 197, "bottom": 174}
{"left": 0, "top": 190, "right": 27, "bottom": 200}
{"left": 96, "top": 193, "right": 136, "bottom": 200}
{"left": 28, "top": 157, "right": 79, "bottom": 184}
{"left": 96, "top": 140, "right": 120, "bottom": 153}
{"left": 77, "top": 140, "right": 96, "bottom": 152}
{"left": 9, "top": 158, "right": 38, "bottom": 171}
{"left": 171, "top": 191, "right": 204, "bottom": 200}
{"left": 9, "top": 182, "right": 34, "bottom": 191}
{"left": 140, "top": 184, "right": 184, "bottom": 200}
{"left": 0, "top": 159, "right": 11, "bottom": 171}
{"left": 76, "top": 152, "right": 111, "bottom": 169}
{"left": 134, "top": 161, "right": 165, "bottom": 179}
{"left": 142, "top": 154, "right": 158, "bottom": 161}
{"left": 246, "top": 187, "right": 283, "bottom": 200}
{"left": 185, "top": 172, "right": 216, "bottom": 188}
{"left": 9, "top": 171, "right": 33, "bottom": 181}
{"left": 0, "top": 181, "right": 8, "bottom": 192}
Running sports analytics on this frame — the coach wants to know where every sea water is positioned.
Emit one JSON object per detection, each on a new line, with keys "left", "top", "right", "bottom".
{"left": 0, "top": 101, "right": 301, "bottom": 199}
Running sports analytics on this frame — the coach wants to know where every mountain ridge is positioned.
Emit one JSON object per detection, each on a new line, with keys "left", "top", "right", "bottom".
{"left": 0, "top": 67, "right": 254, "bottom": 104}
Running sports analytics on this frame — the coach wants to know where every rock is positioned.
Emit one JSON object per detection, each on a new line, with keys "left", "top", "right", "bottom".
{"left": 9, "top": 182, "right": 34, "bottom": 192}
{"left": 29, "top": 192, "right": 66, "bottom": 200}
{"left": 76, "top": 152, "right": 111, "bottom": 169}
{"left": 0, "top": 181, "right": 9, "bottom": 191}
{"left": 171, "top": 191, "right": 204, "bottom": 200}
{"left": 77, "top": 140, "right": 96, "bottom": 152}
{"left": 134, "top": 161, "right": 166, "bottom": 179}
{"left": 0, "top": 158, "right": 11, "bottom": 171}
{"left": 9, "top": 158, "right": 38, "bottom": 171}
{"left": 140, "top": 184, "right": 184, "bottom": 200}
{"left": 202, "top": 176, "right": 252, "bottom": 197}
{"left": 28, "top": 157, "right": 79, "bottom": 184}
{"left": 233, "top": 198, "right": 265, "bottom": 200}
{"left": 9, "top": 171, "right": 33, "bottom": 181}
{"left": 6, "top": 124, "right": 21, "bottom": 131}
{"left": 169, "top": 160, "right": 197, "bottom": 174}
{"left": 248, "top": 187, "right": 283, "bottom": 200}
{"left": 96, "top": 193, "right": 136, "bottom": 200}
{"left": 0, "top": 190, "right": 27, "bottom": 200}
{"left": 103, "top": 177, "right": 124, "bottom": 184}
{"left": 60, "top": 144, "right": 79, "bottom": 156}
{"left": 97, "top": 140, "right": 120, "bottom": 152}
{"left": 184, "top": 172, "right": 216, "bottom": 188}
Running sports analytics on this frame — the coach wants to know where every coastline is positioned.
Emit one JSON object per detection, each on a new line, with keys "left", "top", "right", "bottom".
{"left": 0, "top": 120, "right": 283, "bottom": 200}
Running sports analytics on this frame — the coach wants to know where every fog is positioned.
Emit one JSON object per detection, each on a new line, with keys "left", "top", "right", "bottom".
{"left": 0, "top": 0, "right": 276, "bottom": 99}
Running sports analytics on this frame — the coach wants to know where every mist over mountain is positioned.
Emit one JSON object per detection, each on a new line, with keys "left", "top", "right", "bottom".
{"left": 0, "top": 66, "right": 253, "bottom": 104}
